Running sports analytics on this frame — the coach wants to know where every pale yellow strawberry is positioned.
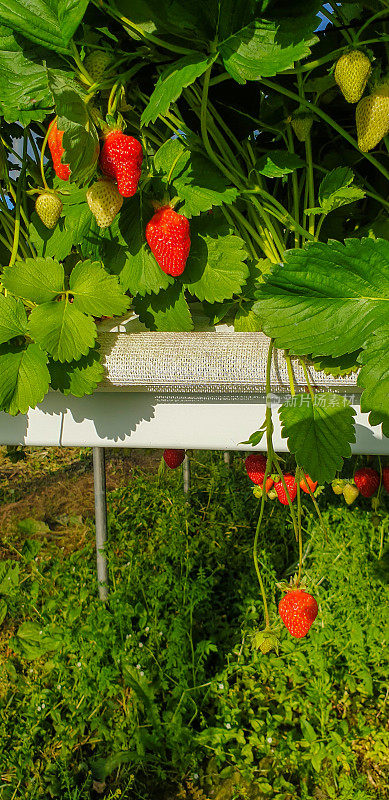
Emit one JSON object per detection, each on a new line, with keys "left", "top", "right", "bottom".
{"left": 335, "top": 50, "right": 371, "bottom": 103}
{"left": 343, "top": 482, "right": 359, "bottom": 505}
{"left": 356, "top": 83, "right": 389, "bottom": 151}
{"left": 86, "top": 179, "right": 123, "bottom": 228}
{"left": 35, "top": 192, "right": 63, "bottom": 229}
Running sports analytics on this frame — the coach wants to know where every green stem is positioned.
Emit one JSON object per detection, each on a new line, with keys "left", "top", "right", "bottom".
{"left": 40, "top": 118, "right": 57, "bottom": 191}
{"left": 8, "top": 130, "right": 28, "bottom": 270}
{"left": 285, "top": 354, "right": 296, "bottom": 395}
{"left": 100, "top": 1, "right": 194, "bottom": 55}
{"left": 299, "top": 359, "right": 316, "bottom": 404}
{"left": 286, "top": 127, "right": 300, "bottom": 248}
{"left": 70, "top": 42, "right": 94, "bottom": 86}
{"left": 315, "top": 213, "right": 326, "bottom": 241}
{"left": 260, "top": 78, "right": 389, "bottom": 183}
{"left": 355, "top": 8, "right": 389, "bottom": 41}
{"left": 305, "top": 135, "right": 315, "bottom": 237}
{"left": 295, "top": 467, "right": 303, "bottom": 585}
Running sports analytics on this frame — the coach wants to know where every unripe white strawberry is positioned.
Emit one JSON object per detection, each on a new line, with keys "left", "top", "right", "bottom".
{"left": 356, "top": 82, "right": 389, "bottom": 151}
{"left": 86, "top": 179, "right": 123, "bottom": 228}
{"left": 84, "top": 51, "right": 112, "bottom": 84}
{"left": 334, "top": 50, "right": 371, "bottom": 103}
{"left": 35, "top": 192, "right": 63, "bottom": 229}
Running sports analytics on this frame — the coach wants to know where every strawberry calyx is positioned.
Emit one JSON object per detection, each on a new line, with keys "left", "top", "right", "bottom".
{"left": 251, "top": 627, "right": 279, "bottom": 655}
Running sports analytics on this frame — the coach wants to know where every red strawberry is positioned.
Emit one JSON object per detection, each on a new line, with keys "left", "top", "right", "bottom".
{"left": 279, "top": 589, "right": 318, "bottom": 638}
{"left": 274, "top": 474, "right": 297, "bottom": 505}
{"left": 245, "top": 453, "right": 265, "bottom": 482}
{"left": 146, "top": 206, "right": 191, "bottom": 276}
{"left": 353, "top": 467, "right": 380, "bottom": 498}
{"left": 99, "top": 130, "right": 143, "bottom": 197}
{"left": 163, "top": 449, "right": 185, "bottom": 469}
{"left": 382, "top": 466, "right": 389, "bottom": 493}
{"left": 47, "top": 120, "right": 70, "bottom": 181}
{"left": 299, "top": 473, "right": 318, "bottom": 494}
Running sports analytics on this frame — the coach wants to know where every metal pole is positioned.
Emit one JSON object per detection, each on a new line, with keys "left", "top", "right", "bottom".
{"left": 223, "top": 451, "right": 230, "bottom": 466}
{"left": 93, "top": 447, "right": 108, "bottom": 600}
{"left": 183, "top": 454, "right": 190, "bottom": 495}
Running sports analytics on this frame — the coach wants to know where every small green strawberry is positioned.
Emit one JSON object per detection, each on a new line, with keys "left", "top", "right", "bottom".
{"left": 343, "top": 482, "right": 359, "bottom": 505}
{"left": 291, "top": 113, "right": 314, "bottom": 142}
{"left": 252, "top": 627, "right": 279, "bottom": 655}
{"left": 86, "top": 179, "right": 123, "bottom": 228}
{"left": 334, "top": 50, "right": 371, "bottom": 103}
{"left": 84, "top": 51, "right": 112, "bottom": 84}
{"left": 356, "top": 82, "right": 389, "bottom": 151}
{"left": 35, "top": 192, "right": 63, "bottom": 229}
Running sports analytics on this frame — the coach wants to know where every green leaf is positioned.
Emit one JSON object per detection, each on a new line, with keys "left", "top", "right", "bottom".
{"left": 153, "top": 138, "right": 188, "bottom": 178}
{"left": 141, "top": 53, "right": 217, "bottom": 126}
{"left": 256, "top": 150, "right": 305, "bottom": 178}
{"left": 0, "top": 294, "right": 28, "bottom": 344}
{"left": 184, "top": 216, "right": 249, "bottom": 303}
{"left": 0, "top": 560, "right": 19, "bottom": 594}
{"left": 133, "top": 284, "right": 193, "bottom": 331}
{"left": 29, "top": 214, "right": 74, "bottom": 261}
{"left": 300, "top": 719, "right": 317, "bottom": 743}
{"left": 48, "top": 347, "right": 104, "bottom": 397}
{"left": 28, "top": 301, "right": 96, "bottom": 362}
{"left": 279, "top": 392, "right": 356, "bottom": 484}
{"left": 0, "top": 26, "right": 53, "bottom": 124}
{"left": 0, "top": 0, "right": 89, "bottom": 53}
{"left": 234, "top": 303, "right": 261, "bottom": 331}
{"left": 358, "top": 326, "right": 389, "bottom": 438}
{"left": 49, "top": 71, "right": 99, "bottom": 180}
{"left": 102, "top": 197, "right": 173, "bottom": 296}
{"left": 69, "top": 260, "right": 130, "bottom": 317}
{"left": 0, "top": 599, "right": 7, "bottom": 625}
{"left": 308, "top": 167, "right": 365, "bottom": 215}
{"left": 2, "top": 257, "right": 64, "bottom": 304}
{"left": 16, "top": 621, "right": 62, "bottom": 660}
{"left": 0, "top": 342, "right": 50, "bottom": 415}
{"left": 254, "top": 238, "right": 389, "bottom": 358}
{"left": 311, "top": 352, "right": 361, "bottom": 378}
{"left": 220, "top": 17, "right": 318, "bottom": 83}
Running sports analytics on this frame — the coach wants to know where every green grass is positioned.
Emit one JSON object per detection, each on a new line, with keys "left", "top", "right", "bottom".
{"left": 0, "top": 450, "right": 388, "bottom": 800}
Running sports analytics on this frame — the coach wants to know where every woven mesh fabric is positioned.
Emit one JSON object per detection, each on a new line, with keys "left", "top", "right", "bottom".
{"left": 97, "top": 331, "right": 360, "bottom": 394}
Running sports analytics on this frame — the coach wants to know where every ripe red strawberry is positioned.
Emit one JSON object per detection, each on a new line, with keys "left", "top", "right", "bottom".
{"left": 146, "top": 206, "right": 191, "bottom": 276}
{"left": 353, "top": 467, "right": 380, "bottom": 498}
{"left": 279, "top": 589, "right": 318, "bottom": 638}
{"left": 382, "top": 466, "right": 389, "bottom": 493}
{"left": 99, "top": 130, "right": 143, "bottom": 197}
{"left": 47, "top": 120, "right": 70, "bottom": 181}
{"left": 163, "top": 449, "right": 185, "bottom": 469}
{"left": 245, "top": 453, "right": 268, "bottom": 485}
{"left": 274, "top": 474, "right": 297, "bottom": 505}
{"left": 299, "top": 473, "right": 318, "bottom": 494}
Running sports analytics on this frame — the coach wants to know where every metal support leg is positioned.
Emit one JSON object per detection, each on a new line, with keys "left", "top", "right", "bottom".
{"left": 93, "top": 447, "right": 108, "bottom": 600}
{"left": 183, "top": 454, "right": 190, "bottom": 495}
{"left": 223, "top": 451, "right": 230, "bottom": 466}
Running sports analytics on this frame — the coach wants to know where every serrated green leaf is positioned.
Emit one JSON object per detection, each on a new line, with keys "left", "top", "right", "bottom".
{"left": 2, "top": 257, "right": 64, "bottom": 304}
{"left": 0, "top": 25, "right": 53, "bottom": 124}
{"left": 102, "top": 197, "right": 173, "bottom": 296}
{"left": 48, "top": 347, "right": 104, "bottom": 397}
{"left": 311, "top": 352, "right": 361, "bottom": 378}
{"left": 358, "top": 326, "right": 389, "bottom": 438}
{"left": 279, "top": 392, "right": 356, "bottom": 484}
{"left": 49, "top": 71, "right": 99, "bottom": 181}
{"left": 141, "top": 53, "right": 217, "bottom": 126}
{"left": 318, "top": 167, "right": 354, "bottom": 202}
{"left": 0, "top": 342, "right": 50, "bottom": 415}
{"left": 69, "top": 260, "right": 130, "bottom": 317}
{"left": 254, "top": 238, "right": 389, "bottom": 358}
{"left": 0, "top": 0, "right": 88, "bottom": 53}
{"left": 29, "top": 214, "right": 74, "bottom": 261}
{"left": 133, "top": 284, "right": 193, "bottom": 331}
{"left": 0, "top": 294, "right": 28, "bottom": 344}
{"left": 0, "top": 560, "right": 19, "bottom": 594}
{"left": 184, "top": 216, "right": 249, "bottom": 303}
{"left": 28, "top": 300, "right": 96, "bottom": 362}
{"left": 175, "top": 153, "right": 238, "bottom": 217}
{"left": 153, "top": 138, "right": 188, "bottom": 178}
{"left": 311, "top": 168, "right": 365, "bottom": 215}
{"left": 256, "top": 150, "right": 305, "bottom": 178}
{"left": 220, "top": 17, "right": 318, "bottom": 83}
{"left": 234, "top": 304, "right": 261, "bottom": 331}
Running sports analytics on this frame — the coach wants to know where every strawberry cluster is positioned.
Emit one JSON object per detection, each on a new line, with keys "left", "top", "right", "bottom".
{"left": 46, "top": 120, "right": 191, "bottom": 275}
{"left": 332, "top": 465, "right": 384, "bottom": 505}
{"left": 245, "top": 454, "right": 317, "bottom": 504}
